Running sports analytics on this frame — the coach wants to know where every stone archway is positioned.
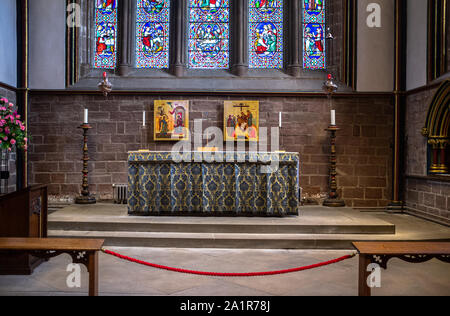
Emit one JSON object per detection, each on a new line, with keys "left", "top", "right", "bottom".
{"left": 422, "top": 80, "right": 450, "bottom": 174}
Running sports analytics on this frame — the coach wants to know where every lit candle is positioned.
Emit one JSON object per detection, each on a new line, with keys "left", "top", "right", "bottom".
{"left": 143, "top": 111, "right": 146, "bottom": 127}
{"left": 84, "top": 109, "right": 88, "bottom": 124}
{"left": 330, "top": 110, "right": 336, "bottom": 126}
{"left": 279, "top": 112, "right": 282, "bottom": 128}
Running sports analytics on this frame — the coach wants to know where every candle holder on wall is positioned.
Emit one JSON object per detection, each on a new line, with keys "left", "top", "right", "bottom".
{"left": 75, "top": 124, "right": 96, "bottom": 204}
{"left": 323, "top": 125, "right": 345, "bottom": 207}
{"left": 98, "top": 72, "right": 112, "bottom": 97}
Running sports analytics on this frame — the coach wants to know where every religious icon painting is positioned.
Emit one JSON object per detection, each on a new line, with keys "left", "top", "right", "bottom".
{"left": 224, "top": 101, "right": 259, "bottom": 142}
{"left": 154, "top": 100, "right": 190, "bottom": 141}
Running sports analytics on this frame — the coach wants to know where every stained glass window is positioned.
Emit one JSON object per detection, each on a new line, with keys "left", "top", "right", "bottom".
{"left": 249, "top": 0, "right": 284, "bottom": 69}
{"left": 303, "top": 0, "right": 326, "bottom": 69}
{"left": 188, "top": 0, "right": 230, "bottom": 69}
{"left": 94, "top": 0, "right": 118, "bottom": 69}
{"left": 136, "top": 0, "right": 170, "bottom": 69}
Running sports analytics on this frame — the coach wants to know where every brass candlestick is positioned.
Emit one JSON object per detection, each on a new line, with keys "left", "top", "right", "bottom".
{"left": 75, "top": 124, "right": 96, "bottom": 204}
{"left": 323, "top": 125, "right": 345, "bottom": 207}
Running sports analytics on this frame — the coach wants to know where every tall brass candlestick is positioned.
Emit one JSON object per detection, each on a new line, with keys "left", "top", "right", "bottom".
{"left": 75, "top": 124, "right": 96, "bottom": 204}
{"left": 323, "top": 125, "right": 345, "bottom": 207}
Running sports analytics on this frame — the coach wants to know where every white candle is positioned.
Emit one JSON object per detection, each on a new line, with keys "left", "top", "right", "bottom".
{"left": 143, "top": 111, "right": 146, "bottom": 127}
{"left": 279, "top": 112, "right": 282, "bottom": 128}
{"left": 84, "top": 109, "right": 88, "bottom": 124}
{"left": 331, "top": 110, "right": 336, "bottom": 126}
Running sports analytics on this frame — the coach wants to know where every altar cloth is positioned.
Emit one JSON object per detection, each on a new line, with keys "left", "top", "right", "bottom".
{"left": 127, "top": 151, "right": 299, "bottom": 216}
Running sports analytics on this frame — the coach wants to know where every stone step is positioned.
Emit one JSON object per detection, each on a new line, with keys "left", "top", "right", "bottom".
{"left": 48, "top": 219, "right": 395, "bottom": 235}
{"left": 47, "top": 229, "right": 441, "bottom": 250}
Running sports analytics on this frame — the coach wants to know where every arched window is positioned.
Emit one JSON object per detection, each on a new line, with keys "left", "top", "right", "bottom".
{"left": 94, "top": 0, "right": 118, "bottom": 69}
{"left": 188, "top": 0, "right": 230, "bottom": 69}
{"left": 302, "top": 0, "right": 326, "bottom": 70}
{"left": 248, "top": 0, "right": 284, "bottom": 69}
{"left": 135, "top": 0, "right": 171, "bottom": 69}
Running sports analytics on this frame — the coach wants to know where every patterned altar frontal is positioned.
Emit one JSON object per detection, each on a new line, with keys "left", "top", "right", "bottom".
{"left": 128, "top": 151, "right": 300, "bottom": 216}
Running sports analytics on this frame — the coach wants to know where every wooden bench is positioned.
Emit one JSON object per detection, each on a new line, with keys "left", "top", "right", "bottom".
{"left": 0, "top": 185, "right": 48, "bottom": 274}
{"left": 0, "top": 238, "right": 104, "bottom": 296}
{"left": 353, "top": 242, "right": 450, "bottom": 296}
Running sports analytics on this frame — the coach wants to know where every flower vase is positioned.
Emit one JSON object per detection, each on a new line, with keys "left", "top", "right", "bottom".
{"left": 0, "top": 149, "right": 10, "bottom": 195}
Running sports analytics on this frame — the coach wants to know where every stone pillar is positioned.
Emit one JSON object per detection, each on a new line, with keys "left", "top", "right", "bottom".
{"left": 170, "top": 0, "right": 187, "bottom": 76}
{"left": 438, "top": 141, "right": 448, "bottom": 173}
{"left": 231, "top": 0, "right": 248, "bottom": 76}
{"left": 287, "top": 0, "right": 302, "bottom": 77}
{"left": 118, "top": 0, "right": 133, "bottom": 76}
{"left": 428, "top": 139, "right": 440, "bottom": 173}
{"left": 429, "top": 139, "right": 449, "bottom": 174}
{"left": 387, "top": 0, "right": 406, "bottom": 212}
{"left": 17, "top": 0, "right": 28, "bottom": 190}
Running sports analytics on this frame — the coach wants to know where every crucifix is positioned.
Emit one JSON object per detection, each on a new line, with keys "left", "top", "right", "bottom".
{"left": 233, "top": 103, "right": 250, "bottom": 112}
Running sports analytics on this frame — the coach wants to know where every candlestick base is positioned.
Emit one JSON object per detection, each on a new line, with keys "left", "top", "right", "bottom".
{"left": 323, "top": 198, "right": 346, "bottom": 208}
{"left": 386, "top": 200, "right": 404, "bottom": 213}
{"left": 75, "top": 195, "right": 97, "bottom": 205}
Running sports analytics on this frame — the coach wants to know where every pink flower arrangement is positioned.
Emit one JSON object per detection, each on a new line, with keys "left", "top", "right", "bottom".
{"left": 0, "top": 97, "right": 29, "bottom": 151}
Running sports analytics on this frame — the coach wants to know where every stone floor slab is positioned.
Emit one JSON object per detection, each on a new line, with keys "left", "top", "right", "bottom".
{"left": 1, "top": 247, "right": 449, "bottom": 296}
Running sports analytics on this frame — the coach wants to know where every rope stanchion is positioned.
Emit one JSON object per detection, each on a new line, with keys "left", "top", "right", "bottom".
{"left": 101, "top": 248, "right": 356, "bottom": 277}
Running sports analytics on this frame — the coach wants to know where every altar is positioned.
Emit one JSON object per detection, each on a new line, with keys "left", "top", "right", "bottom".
{"left": 127, "top": 151, "right": 300, "bottom": 217}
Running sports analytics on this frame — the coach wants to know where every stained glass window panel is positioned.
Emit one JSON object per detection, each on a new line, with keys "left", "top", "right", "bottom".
{"left": 136, "top": 0, "right": 170, "bottom": 69}
{"left": 188, "top": 0, "right": 230, "bottom": 69}
{"left": 94, "top": 0, "right": 118, "bottom": 69}
{"left": 303, "top": 0, "right": 326, "bottom": 69}
{"left": 248, "top": 0, "right": 284, "bottom": 69}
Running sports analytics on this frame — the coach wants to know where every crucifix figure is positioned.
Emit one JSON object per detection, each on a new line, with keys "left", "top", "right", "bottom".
{"left": 233, "top": 103, "right": 249, "bottom": 112}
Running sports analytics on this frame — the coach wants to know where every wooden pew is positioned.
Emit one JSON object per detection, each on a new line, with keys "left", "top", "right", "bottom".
{"left": 0, "top": 238, "right": 105, "bottom": 296}
{"left": 353, "top": 242, "right": 450, "bottom": 296}
{"left": 0, "top": 185, "right": 48, "bottom": 274}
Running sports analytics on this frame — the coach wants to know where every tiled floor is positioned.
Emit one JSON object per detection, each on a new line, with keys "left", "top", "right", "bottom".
{"left": 0, "top": 247, "right": 449, "bottom": 296}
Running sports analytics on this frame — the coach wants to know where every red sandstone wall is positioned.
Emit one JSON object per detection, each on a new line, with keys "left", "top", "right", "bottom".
{"left": 404, "top": 85, "right": 450, "bottom": 225}
{"left": 404, "top": 87, "right": 438, "bottom": 176}
{"left": 28, "top": 93, "right": 393, "bottom": 207}
{"left": 405, "top": 177, "right": 450, "bottom": 225}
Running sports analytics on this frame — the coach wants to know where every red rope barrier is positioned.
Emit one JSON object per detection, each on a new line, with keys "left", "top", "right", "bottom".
{"left": 102, "top": 248, "right": 356, "bottom": 277}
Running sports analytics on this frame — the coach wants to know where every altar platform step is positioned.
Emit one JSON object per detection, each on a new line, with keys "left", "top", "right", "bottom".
{"left": 47, "top": 230, "right": 448, "bottom": 250}
{"left": 47, "top": 204, "right": 396, "bottom": 235}
{"left": 48, "top": 219, "right": 395, "bottom": 235}
{"left": 47, "top": 203, "right": 450, "bottom": 250}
